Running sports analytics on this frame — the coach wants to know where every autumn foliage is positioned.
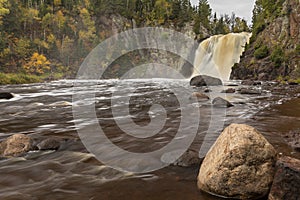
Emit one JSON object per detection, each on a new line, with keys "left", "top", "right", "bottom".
{"left": 23, "top": 53, "right": 51, "bottom": 75}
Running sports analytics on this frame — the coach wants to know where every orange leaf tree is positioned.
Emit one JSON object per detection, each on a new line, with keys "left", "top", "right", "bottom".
{"left": 23, "top": 52, "right": 51, "bottom": 75}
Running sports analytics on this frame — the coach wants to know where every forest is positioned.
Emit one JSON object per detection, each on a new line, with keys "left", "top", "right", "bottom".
{"left": 0, "top": 0, "right": 251, "bottom": 83}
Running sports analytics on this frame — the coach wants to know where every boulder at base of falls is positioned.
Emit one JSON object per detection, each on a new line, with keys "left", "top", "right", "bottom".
{"left": 0, "top": 92, "right": 14, "bottom": 99}
{"left": 190, "top": 75, "right": 222, "bottom": 87}
{"left": 0, "top": 134, "right": 33, "bottom": 157}
{"left": 197, "top": 124, "right": 277, "bottom": 199}
{"left": 212, "top": 97, "right": 233, "bottom": 108}
{"left": 268, "top": 156, "right": 300, "bottom": 200}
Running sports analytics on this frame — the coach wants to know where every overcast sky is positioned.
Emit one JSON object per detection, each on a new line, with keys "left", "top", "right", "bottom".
{"left": 190, "top": 0, "right": 256, "bottom": 24}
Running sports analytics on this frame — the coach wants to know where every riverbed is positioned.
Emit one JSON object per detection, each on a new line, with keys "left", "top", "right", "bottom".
{"left": 0, "top": 79, "right": 299, "bottom": 200}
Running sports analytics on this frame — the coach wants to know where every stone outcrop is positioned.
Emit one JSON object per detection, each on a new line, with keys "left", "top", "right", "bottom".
{"left": 197, "top": 124, "right": 277, "bottom": 199}
{"left": 0, "top": 134, "right": 33, "bottom": 157}
{"left": 190, "top": 75, "right": 222, "bottom": 87}
{"left": 268, "top": 156, "right": 300, "bottom": 200}
{"left": 231, "top": 0, "right": 300, "bottom": 81}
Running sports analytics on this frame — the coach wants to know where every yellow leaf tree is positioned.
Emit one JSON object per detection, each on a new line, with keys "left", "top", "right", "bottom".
{"left": 24, "top": 53, "right": 51, "bottom": 75}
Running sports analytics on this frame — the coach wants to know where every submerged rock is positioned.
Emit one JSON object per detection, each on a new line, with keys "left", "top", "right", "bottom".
{"left": 190, "top": 75, "right": 222, "bottom": 87}
{"left": 190, "top": 92, "right": 209, "bottom": 101}
{"left": 212, "top": 97, "right": 233, "bottom": 107}
{"left": 221, "top": 88, "right": 236, "bottom": 93}
{"left": 197, "top": 124, "right": 277, "bottom": 199}
{"left": 268, "top": 156, "right": 300, "bottom": 200}
{"left": 0, "top": 92, "right": 14, "bottom": 100}
{"left": 0, "top": 134, "right": 33, "bottom": 157}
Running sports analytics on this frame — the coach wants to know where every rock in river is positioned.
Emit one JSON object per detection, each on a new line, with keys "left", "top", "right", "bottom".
{"left": 212, "top": 97, "right": 233, "bottom": 108}
{"left": 190, "top": 92, "right": 209, "bottom": 101}
{"left": 0, "top": 92, "right": 14, "bottom": 99}
{"left": 173, "top": 150, "right": 201, "bottom": 167}
{"left": 268, "top": 156, "right": 300, "bottom": 200}
{"left": 282, "top": 130, "right": 300, "bottom": 152}
{"left": 197, "top": 124, "right": 277, "bottom": 199}
{"left": 190, "top": 75, "right": 222, "bottom": 87}
{"left": 221, "top": 88, "right": 236, "bottom": 93}
{"left": 0, "top": 134, "right": 33, "bottom": 157}
{"left": 37, "top": 138, "right": 61, "bottom": 151}
{"left": 240, "top": 87, "right": 262, "bottom": 95}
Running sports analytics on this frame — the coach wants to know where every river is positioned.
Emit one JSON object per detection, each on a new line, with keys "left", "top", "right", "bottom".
{"left": 0, "top": 79, "right": 299, "bottom": 200}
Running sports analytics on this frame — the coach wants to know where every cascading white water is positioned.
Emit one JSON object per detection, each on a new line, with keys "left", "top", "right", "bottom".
{"left": 192, "top": 32, "right": 251, "bottom": 80}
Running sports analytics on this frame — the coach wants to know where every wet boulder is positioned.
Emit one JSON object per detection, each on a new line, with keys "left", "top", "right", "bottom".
{"left": 268, "top": 156, "right": 300, "bottom": 200}
{"left": 190, "top": 75, "right": 222, "bottom": 87}
{"left": 0, "top": 92, "right": 14, "bottom": 100}
{"left": 212, "top": 97, "right": 233, "bottom": 107}
{"left": 37, "top": 138, "right": 61, "bottom": 151}
{"left": 197, "top": 124, "right": 277, "bottom": 199}
{"left": 0, "top": 134, "right": 33, "bottom": 157}
{"left": 203, "top": 88, "right": 212, "bottom": 93}
{"left": 190, "top": 92, "right": 209, "bottom": 101}
{"left": 241, "top": 80, "right": 254, "bottom": 85}
{"left": 241, "top": 80, "right": 261, "bottom": 86}
{"left": 173, "top": 150, "right": 201, "bottom": 167}
{"left": 240, "top": 87, "right": 262, "bottom": 95}
{"left": 221, "top": 88, "right": 236, "bottom": 93}
{"left": 282, "top": 130, "right": 300, "bottom": 152}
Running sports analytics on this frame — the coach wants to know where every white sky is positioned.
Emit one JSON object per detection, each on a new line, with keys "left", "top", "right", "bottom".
{"left": 190, "top": 0, "right": 256, "bottom": 24}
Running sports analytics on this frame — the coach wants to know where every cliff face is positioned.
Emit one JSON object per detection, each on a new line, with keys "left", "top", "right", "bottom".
{"left": 231, "top": 0, "right": 300, "bottom": 81}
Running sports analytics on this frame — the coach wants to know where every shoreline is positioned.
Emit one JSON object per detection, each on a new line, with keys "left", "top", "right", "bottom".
{"left": 0, "top": 72, "right": 66, "bottom": 85}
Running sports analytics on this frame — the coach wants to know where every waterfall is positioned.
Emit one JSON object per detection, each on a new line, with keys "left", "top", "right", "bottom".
{"left": 192, "top": 32, "right": 251, "bottom": 80}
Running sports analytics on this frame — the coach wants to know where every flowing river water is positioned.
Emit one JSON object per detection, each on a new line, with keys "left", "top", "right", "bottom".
{"left": 0, "top": 79, "right": 299, "bottom": 200}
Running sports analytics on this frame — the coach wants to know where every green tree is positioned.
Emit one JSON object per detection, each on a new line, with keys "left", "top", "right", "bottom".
{"left": 197, "top": 0, "right": 211, "bottom": 30}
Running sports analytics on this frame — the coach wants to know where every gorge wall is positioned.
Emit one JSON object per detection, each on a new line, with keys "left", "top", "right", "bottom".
{"left": 192, "top": 32, "right": 251, "bottom": 80}
{"left": 231, "top": 0, "right": 300, "bottom": 81}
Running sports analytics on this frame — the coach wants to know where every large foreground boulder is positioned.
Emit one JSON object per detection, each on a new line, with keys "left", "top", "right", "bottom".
{"left": 0, "top": 134, "right": 33, "bottom": 157}
{"left": 268, "top": 156, "right": 300, "bottom": 200}
{"left": 190, "top": 75, "right": 222, "bottom": 87}
{"left": 198, "top": 124, "right": 277, "bottom": 199}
